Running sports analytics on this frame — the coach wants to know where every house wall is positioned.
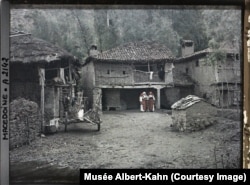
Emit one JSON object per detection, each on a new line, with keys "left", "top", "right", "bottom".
{"left": 94, "top": 62, "right": 174, "bottom": 86}
{"left": 164, "top": 63, "right": 174, "bottom": 85}
{"left": 215, "top": 84, "right": 242, "bottom": 108}
{"left": 95, "top": 62, "right": 134, "bottom": 86}
{"left": 162, "top": 86, "right": 194, "bottom": 108}
{"left": 83, "top": 60, "right": 175, "bottom": 110}
{"left": 217, "top": 57, "right": 241, "bottom": 82}
{"left": 163, "top": 88, "right": 180, "bottom": 108}
{"left": 175, "top": 55, "right": 241, "bottom": 107}
{"left": 175, "top": 58, "right": 219, "bottom": 106}
{"left": 175, "top": 58, "right": 217, "bottom": 97}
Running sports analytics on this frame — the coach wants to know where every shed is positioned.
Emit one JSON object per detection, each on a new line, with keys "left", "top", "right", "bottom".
{"left": 171, "top": 95, "right": 218, "bottom": 132}
{"left": 10, "top": 31, "right": 80, "bottom": 132}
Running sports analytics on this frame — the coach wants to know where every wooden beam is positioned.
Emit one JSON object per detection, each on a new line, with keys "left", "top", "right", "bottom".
{"left": 38, "top": 67, "right": 45, "bottom": 133}
{"left": 60, "top": 68, "right": 66, "bottom": 84}
{"left": 156, "top": 88, "right": 161, "bottom": 109}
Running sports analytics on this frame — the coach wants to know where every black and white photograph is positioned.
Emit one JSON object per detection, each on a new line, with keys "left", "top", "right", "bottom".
{"left": 3, "top": 2, "right": 245, "bottom": 184}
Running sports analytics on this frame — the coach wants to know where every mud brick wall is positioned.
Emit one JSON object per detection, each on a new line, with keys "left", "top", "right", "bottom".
{"left": 10, "top": 98, "right": 42, "bottom": 149}
{"left": 172, "top": 101, "right": 218, "bottom": 132}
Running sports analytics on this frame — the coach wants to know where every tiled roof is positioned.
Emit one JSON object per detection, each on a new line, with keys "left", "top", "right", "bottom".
{"left": 175, "top": 48, "right": 211, "bottom": 62}
{"left": 87, "top": 41, "right": 175, "bottom": 63}
{"left": 176, "top": 40, "right": 239, "bottom": 63}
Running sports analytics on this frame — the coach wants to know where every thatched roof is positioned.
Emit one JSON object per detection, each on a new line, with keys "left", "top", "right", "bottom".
{"left": 10, "top": 32, "right": 79, "bottom": 64}
{"left": 85, "top": 41, "right": 175, "bottom": 64}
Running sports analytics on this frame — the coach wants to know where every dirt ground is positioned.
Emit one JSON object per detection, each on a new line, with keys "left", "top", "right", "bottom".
{"left": 9, "top": 109, "right": 242, "bottom": 184}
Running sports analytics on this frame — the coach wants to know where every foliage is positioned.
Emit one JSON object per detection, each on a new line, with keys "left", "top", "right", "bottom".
{"left": 11, "top": 8, "right": 241, "bottom": 65}
{"left": 206, "top": 39, "right": 226, "bottom": 66}
{"left": 10, "top": 8, "right": 241, "bottom": 93}
{"left": 172, "top": 8, "right": 209, "bottom": 56}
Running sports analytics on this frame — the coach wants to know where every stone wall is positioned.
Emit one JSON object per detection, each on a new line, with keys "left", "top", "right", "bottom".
{"left": 10, "top": 98, "right": 42, "bottom": 149}
{"left": 172, "top": 101, "right": 218, "bottom": 132}
{"left": 171, "top": 110, "right": 187, "bottom": 131}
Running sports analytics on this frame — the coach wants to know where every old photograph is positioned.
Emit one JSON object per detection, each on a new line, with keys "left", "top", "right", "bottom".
{"left": 9, "top": 5, "right": 242, "bottom": 184}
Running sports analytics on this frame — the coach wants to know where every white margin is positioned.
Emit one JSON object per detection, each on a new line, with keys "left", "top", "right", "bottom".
{"left": 0, "top": 0, "right": 10, "bottom": 185}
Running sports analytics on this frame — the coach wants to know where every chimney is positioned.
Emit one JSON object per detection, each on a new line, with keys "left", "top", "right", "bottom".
{"left": 88, "top": 44, "right": 100, "bottom": 56}
{"left": 180, "top": 40, "right": 194, "bottom": 57}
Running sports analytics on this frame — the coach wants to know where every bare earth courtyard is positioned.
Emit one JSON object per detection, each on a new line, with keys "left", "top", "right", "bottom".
{"left": 10, "top": 109, "right": 241, "bottom": 184}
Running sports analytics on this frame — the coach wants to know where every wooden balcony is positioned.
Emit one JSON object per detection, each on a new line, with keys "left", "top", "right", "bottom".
{"left": 133, "top": 70, "right": 165, "bottom": 85}
{"left": 96, "top": 70, "right": 168, "bottom": 86}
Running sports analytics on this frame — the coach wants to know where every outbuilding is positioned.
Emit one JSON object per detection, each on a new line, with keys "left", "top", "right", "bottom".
{"left": 171, "top": 95, "right": 218, "bottom": 132}
{"left": 10, "top": 31, "right": 80, "bottom": 132}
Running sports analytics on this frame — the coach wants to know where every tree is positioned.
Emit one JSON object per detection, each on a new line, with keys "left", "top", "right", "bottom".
{"left": 172, "top": 8, "right": 209, "bottom": 56}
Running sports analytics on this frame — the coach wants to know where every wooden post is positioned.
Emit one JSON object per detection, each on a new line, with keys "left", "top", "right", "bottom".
{"left": 60, "top": 68, "right": 66, "bottom": 84}
{"left": 156, "top": 88, "right": 161, "bottom": 109}
{"left": 68, "top": 63, "right": 75, "bottom": 98}
{"left": 69, "top": 62, "right": 72, "bottom": 82}
{"left": 39, "top": 68, "right": 45, "bottom": 133}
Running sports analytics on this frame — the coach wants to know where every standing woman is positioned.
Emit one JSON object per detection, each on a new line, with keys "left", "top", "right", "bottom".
{"left": 148, "top": 91, "right": 155, "bottom": 112}
{"left": 139, "top": 91, "right": 148, "bottom": 112}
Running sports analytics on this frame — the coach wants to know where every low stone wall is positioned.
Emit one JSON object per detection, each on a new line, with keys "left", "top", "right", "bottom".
{"left": 172, "top": 110, "right": 218, "bottom": 132}
{"left": 171, "top": 101, "right": 218, "bottom": 132}
{"left": 10, "top": 98, "right": 42, "bottom": 149}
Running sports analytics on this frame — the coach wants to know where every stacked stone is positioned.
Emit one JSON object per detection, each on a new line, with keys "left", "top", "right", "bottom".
{"left": 171, "top": 111, "right": 218, "bottom": 132}
{"left": 185, "top": 115, "right": 218, "bottom": 132}
{"left": 9, "top": 98, "right": 42, "bottom": 149}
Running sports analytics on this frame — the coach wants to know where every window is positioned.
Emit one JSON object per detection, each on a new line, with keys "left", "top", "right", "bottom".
{"left": 196, "top": 60, "right": 199, "bottom": 67}
{"left": 107, "top": 70, "right": 110, "bottom": 74}
{"left": 236, "top": 53, "right": 239, "bottom": 60}
{"left": 186, "top": 68, "right": 189, "bottom": 74}
{"left": 123, "top": 71, "right": 126, "bottom": 75}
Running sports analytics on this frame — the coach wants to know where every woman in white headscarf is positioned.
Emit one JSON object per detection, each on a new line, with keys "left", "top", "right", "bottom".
{"left": 139, "top": 91, "right": 148, "bottom": 112}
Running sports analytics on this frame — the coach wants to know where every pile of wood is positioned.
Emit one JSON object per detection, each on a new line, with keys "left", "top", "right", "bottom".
{"left": 10, "top": 98, "right": 42, "bottom": 149}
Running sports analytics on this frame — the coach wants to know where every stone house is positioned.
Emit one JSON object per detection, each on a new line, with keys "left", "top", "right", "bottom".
{"left": 171, "top": 95, "right": 218, "bottom": 132}
{"left": 162, "top": 66, "right": 195, "bottom": 109}
{"left": 174, "top": 40, "right": 241, "bottom": 108}
{"left": 82, "top": 41, "right": 175, "bottom": 111}
{"left": 10, "top": 31, "right": 80, "bottom": 130}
